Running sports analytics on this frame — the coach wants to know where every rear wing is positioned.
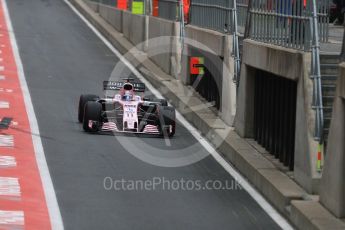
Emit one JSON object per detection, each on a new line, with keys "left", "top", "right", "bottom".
{"left": 103, "top": 81, "right": 145, "bottom": 92}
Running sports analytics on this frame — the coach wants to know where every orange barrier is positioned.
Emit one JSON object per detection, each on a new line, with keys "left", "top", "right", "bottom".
{"left": 117, "top": 0, "right": 127, "bottom": 10}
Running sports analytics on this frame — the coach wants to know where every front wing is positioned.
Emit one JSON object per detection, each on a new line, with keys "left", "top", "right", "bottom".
{"left": 89, "top": 121, "right": 161, "bottom": 135}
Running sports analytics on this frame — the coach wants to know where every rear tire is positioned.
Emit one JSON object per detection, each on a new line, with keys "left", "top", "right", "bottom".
{"left": 83, "top": 101, "right": 102, "bottom": 132}
{"left": 78, "top": 94, "right": 99, "bottom": 123}
{"left": 154, "top": 99, "right": 168, "bottom": 106}
{"left": 158, "top": 106, "right": 176, "bottom": 138}
{"left": 143, "top": 97, "right": 168, "bottom": 106}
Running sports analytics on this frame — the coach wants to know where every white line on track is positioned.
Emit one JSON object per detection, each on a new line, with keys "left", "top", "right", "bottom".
{"left": 0, "top": 177, "right": 21, "bottom": 199}
{"left": 0, "top": 156, "right": 16, "bottom": 168}
{"left": 0, "top": 101, "right": 9, "bottom": 108}
{"left": 65, "top": 0, "right": 293, "bottom": 229}
{"left": 0, "top": 88, "right": 11, "bottom": 93}
{"left": 0, "top": 210, "right": 24, "bottom": 227}
{"left": 2, "top": 0, "right": 64, "bottom": 229}
{"left": 0, "top": 135, "right": 13, "bottom": 147}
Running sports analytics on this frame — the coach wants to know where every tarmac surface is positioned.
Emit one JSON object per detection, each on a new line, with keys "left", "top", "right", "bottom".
{"left": 6, "top": 0, "right": 282, "bottom": 229}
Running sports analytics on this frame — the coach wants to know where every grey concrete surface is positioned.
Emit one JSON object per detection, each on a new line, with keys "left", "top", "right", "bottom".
{"left": 148, "top": 16, "right": 175, "bottom": 75}
{"left": 234, "top": 63, "right": 256, "bottom": 138}
{"left": 99, "top": 4, "right": 122, "bottom": 32}
{"left": 320, "top": 26, "right": 344, "bottom": 54}
{"left": 319, "top": 63, "right": 345, "bottom": 218}
{"left": 221, "top": 35, "right": 236, "bottom": 126}
{"left": 291, "top": 201, "right": 345, "bottom": 230}
{"left": 293, "top": 53, "right": 321, "bottom": 195}
{"left": 85, "top": 0, "right": 98, "bottom": 12}
{"left": 122, "top": 11, "right": 146, "bottom": 50}
{"left": 185, "top": 25, "right": 225, "bottom": 57}
{"left": 7, "top": 0, "right": 282, "bottom": 229}
{"left": 235, "top": 39, "right": 321, "bottom": 194}
{"left": 241, "top": 40, "right": 303, "bottom": 81}
{"left": 122, "top": 10, "right": 131, "bottom": 41}
{"left": 67, "top": 0, "right": 345, "bottom": 229}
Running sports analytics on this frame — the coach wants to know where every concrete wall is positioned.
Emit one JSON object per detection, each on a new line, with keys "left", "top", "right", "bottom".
{"left": 85, "top": 0, "right": 99, "bottom": 12}
{"left": 87, "top": 1, "right": 237, "bottom": 126}
{"left": 99, "top": 4, "right": 123, "bottom": 32}
{"left": 235, "top": 39, "right": 321, "bottom": 193}
{"left": 148, "top": 16, "right": 176, "bottom": 75}
{"left": 180, "top": 25, "right": 236, "bottom": 125}
{"left": 294, "top": 52, "right": 321, "bottom": 194}
{"left": 185, "top": 25, "right": 225, "bottom": 57}
{"left": 122, "top": 11, "right": 146, "bottom": 50}
{"left": 221, "top": 35, "right": 236, "bottom": 125}
{"left": 320, "top": 63, "right": 345, "bottom": 217}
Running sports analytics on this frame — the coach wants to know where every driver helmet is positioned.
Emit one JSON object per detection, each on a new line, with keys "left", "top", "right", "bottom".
{"left": 122, "top": 91, "right": 133, "bottom": 101}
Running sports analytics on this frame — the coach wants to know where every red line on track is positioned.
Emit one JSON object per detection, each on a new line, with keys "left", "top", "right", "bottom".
{"left": 0, "top": 1, "right": 51, "bottom": 229}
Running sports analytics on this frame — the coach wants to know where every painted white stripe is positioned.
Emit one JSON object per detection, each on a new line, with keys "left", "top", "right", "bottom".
{"left": 0, "top": 75, "right": 4, "bottom": 80}
{"left": 0, "top": 135, "right": 13, "bottom": 147}
{"left": 0, "top": 65, "right": 4, "bottom": 70}
{"left": 64, "top": 1, "right": 293, "bottom": 229}
{"left": 0, "top": 210, "right": 24, "bottom": 228}
{"left": 0, "top": 156, "right": 16, "bottom": 168}
{"left": 0, "top": 177, "right": 21, "bottom": 199}
{"left": 0, "top": 101, "right": 9, "bottom": 108}
{"left": 0, "top": 88, "right": 13, "bottom": 93}
{"left": 2, "top": 0, "right": 64, "bottom": 229}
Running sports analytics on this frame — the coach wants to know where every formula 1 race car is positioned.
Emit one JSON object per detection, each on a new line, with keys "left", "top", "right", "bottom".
{"left": 78, "top": 79, "right": 176, "bottom": 137}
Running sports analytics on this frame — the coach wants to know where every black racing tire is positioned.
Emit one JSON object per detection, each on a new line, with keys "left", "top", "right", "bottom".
{"left": 78, "top": 94, "right": 99, "bottom": 123}
{"left": 158, "top": 106, "right": 176, "bottom": 138}
{"left": 155, "top": 99, "right": 168, "bottom": 107}
{"left": 83, "top": 101, "right": 102, "bottom": 132}
{"left": 143, "top": 97, "right": 168, "bottom": 106}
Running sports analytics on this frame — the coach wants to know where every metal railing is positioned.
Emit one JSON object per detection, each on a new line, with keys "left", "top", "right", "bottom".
{"left": 232, "top": 0, "right": 241, "bottom": 85}
{"left": 245, "top": 0, "right": 329, "bottom": 50}
{"left": 189, "top": 0, "right": 235, "bottom": 33}
{"left": 341, "top": 30, "right": 345, "bottom": 61}
{"left": 317, "top": 0, "right": 330, "bottom": 43}
{"left": 236, "top": 0, "right": 249, "bottom": 33}
{"left": 188, "top": 0, "right": 241, "bottom": 85}
{"left": 245, "top": 0, "right": 325, "bottom": 142}
{"left": 310, "top": 0, "right": 324, "bottom": 143}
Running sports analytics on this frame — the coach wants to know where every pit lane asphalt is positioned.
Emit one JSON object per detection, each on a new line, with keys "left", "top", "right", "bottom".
{"left": 7, "top": 0, "right": 282, "bottom": 229}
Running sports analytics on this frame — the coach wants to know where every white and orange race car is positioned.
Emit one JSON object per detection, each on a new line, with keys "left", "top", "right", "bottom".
{"left": 78, "top": 79, "right": 176, "bottom": 137}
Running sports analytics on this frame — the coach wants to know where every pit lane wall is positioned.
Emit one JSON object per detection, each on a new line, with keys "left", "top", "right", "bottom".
{"left": 95, "top": 2, "right": 236, "bottom": 126}
{"left": 70, "top": 0, "right": 345, "bottom": 228}
{"left": 234, "top": 39, "right": 321, "bottom": 194}
{"left": 319, "top": 62, "right": 345, "bottom": 218}
{"left": 84, "top": 1, "right": 317, "bottom": 193}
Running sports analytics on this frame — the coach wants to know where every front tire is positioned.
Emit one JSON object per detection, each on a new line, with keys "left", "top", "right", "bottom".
{"left": 158, "top": 106, "right": 176, "bottom": 138}
{"left": 83, "top": 101, "right": 102, "bottom": 132}
{"left": 78, "top": 94, "right": 99, "bottom": 123}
